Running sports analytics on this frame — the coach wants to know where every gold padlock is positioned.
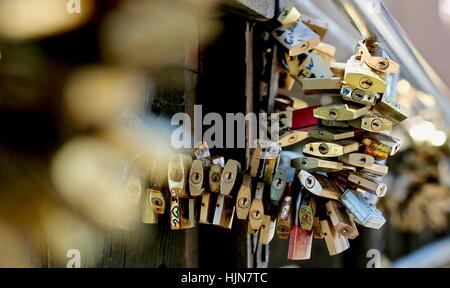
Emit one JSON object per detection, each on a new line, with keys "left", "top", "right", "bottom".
{"left": 299, "top": 193, "right": 317, "bottom": 231}
{"left": 337, "top": 153, "right": 375, "bottom": 168}
{"left": 360, "top": 163, "right": 389, "bottom": 177}
{"left": 249, "top": 181, "right": 265, "bottom": 230}
{"left": 313, "top": 217, "right": 324, "bottom": 239}
{"left": 277, "top": 5, "right": 301, "bottom": 26}
{"left": 320, "top": 218, "right": 350, "bottom": 256}
{"left": 276, "top": 193, "right": 292, "bottom": 239}
{"left": 209, "top": 157, "right": 225, "bottom": 193}
{"left": 348, "top": 173, "right": 388, "bottom": 197}
{"left": 213, "top": 194, "right": 235, "bottom": 229}
{"left": 372, "top": 97, "right": 408, "bottom": 125}
{"left": 320, "top": 119, "right": 350, "bottom": 128}
{"left": 189, "top": 159, "right": 208, "bottom": 197}
{"left": 303, "top": 140, "right": 359, "bottom": 158}
{"left": 168, "top": 154, "right": 192, "bottom": 198}
{"left": 302, "top": 77, "right": 342, "bottom": 94}
{"left": 236, "top": 175, "right": 252, "bottom": 220}
{"left": 313, "top": 103, "right": 370, "bottom": 121}
{"left": 272, "top": 20, "right": 320, "bottom": 56}
{"left": 142, "top": 188, "right": 158, "bottom": 224}
{"left": 308, "top": 128, "right": 357, "bottom": 141}
{"left": 220, "top": 159, "right": 242, "bottom": 198}
{"left": 325, "top": 200, "right": 359, "bottom": 239}
{"left": 314, "top": 42, "right": 336, "bottom": 62}
{"left": 357, "top": 40, "right": 400, "bottom": 74}
{"left": 259, "top": 215, "right": 276, "bottom": 245}
{"left": 330, "top": 62, "right": 346, "bottom": 78}
{"left": 344, "top": 56, "right": 387, "bottom": 93}
{"left": 199, "top": 193, "right": 217, "bottom": 225}
{"left": 292, "top": 156, "right": 344, "bottom": 173}
{"left": 340, "top": 84, "right": 380, "bottom": 106}
{"left": 348, "top": 113, "right": 393, "bottom": 133}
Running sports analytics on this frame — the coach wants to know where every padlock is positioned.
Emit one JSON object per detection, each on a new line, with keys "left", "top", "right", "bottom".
{"left": 299, "top": 170, "right": 342, "bottom": 200}
{"left": 168, "top": 154, "right": 192, "bottom": 198}
{"left": 288, "top": 187, "right": 313, "bottom": 260}
{"left": 301, "top": 14, "right": 328, "bottom": 39}
{"left": 277, "top": 5, "right": 301, "bottom": 26}
{"left": 270, "top": 167, "right": 287, "bottom": 205}
{"left": 292, "top": 156, "right": 344, "bottom": 173}
{"left": 299, "top": 192, "right": 317, "bottom": 231}
{"left": 220, "top": 159, "right": 242, "bottom": 197}
{"left": 283, "top": 51, "right": 333, "bottom": 82}
{"left": 321, "top": 218, "right": 350, "bottom": 256}
{"left": 199, "top": 193, "right": 218, "bottom": 225}
{"left": 330, "top": 62, "right": 346, "bottom": 78}
{"left": 171, "top": 197, "right": 197, "bottom": 230}
{"left": 360, "top": 163, "right": 389, "bottom": 177}
{"left": 272, "top": 20, "right": 320, "bottom": 56}
{"left": 193, "top": 141, "right": 210, "bottom": 160}
{"left": 291, "top": 105, "right": 320, "bottom": 129}
{"left": 279, "top": 70, "right": 296, "bottom": 91}
{"left": 250, "top": 146, "right": 263, "bottom": 177}
{"left": 260, "top": 215, "right": 276, "bottom": 245}
{"left": 170, "top": 196, "right": 183, "bottom": 230}
{"left": 303, "top": 139, "right": 359, "bottom": 158}
{"left": 337, "top": 153, "right": 375, "bottom": 168}
{"left": 249, "top": 181, "right": 265, "bottom": 230}
{"left": 313, "top": 103, "right": 370, "bottom": 121}
{"left": 372, "top": 97, "right": 408, "bottom": 125}
{"left": 142, "top": 188, "right": 158, "bottom": 224}
{"left": 302, "top": 77, "right": 342, "bottom": 95}
{"left": 213, "top": 194, "right": 235, "bottom": 229}
{"left": 348, "top": 113, "right": 393, "bottom": 133}
{"left": 276, "top": 193, "right": 292, "bottom": 239}
{"left": 362, "top": 133, "right": 401, "bottom": 160}
{"left": 320, "top": 119, "right": 350, "bottom": 128}
{"left": 314, "top": 42, "right": 336, "bottom": 62}
{"left": 344, "top": 56, "right": 387, "bottom": 93}
{"left": 325, "top": 200, "right": 359, "bottom": 239}
{"left": 357, "top": 40, "right": 400, "bottom": 74}
{"left": 308, "top": 128, "right": 357, "bottom": 141}
{"left": 209, "top": 157, "right": 225, "bottom": 193}
{"left": 340, "top": 84, "right": 380, "bottom": 106}
{"left": 189, "top": 159, "right": 208, "bottom": 197}
{"left": 236, "top": 175, "right": 252, "bottom": 220}
{"left": 313, "top": 217, "right": 324, "bottom": 239}
{"left": 348, "top": 173, "right": 388, "bottom": 197}
{"left": 279, "top": 129, "right": 309, "bottom": 147}
{"left": 340, "top": 189, "right": 386, "bottom": 229}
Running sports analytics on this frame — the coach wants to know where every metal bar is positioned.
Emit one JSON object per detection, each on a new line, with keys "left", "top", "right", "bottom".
{"left": 332, "top": 0, "right": 450, "bottom": 125}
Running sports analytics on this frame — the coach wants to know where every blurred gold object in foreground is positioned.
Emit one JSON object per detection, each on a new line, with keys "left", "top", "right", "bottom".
{"left": 0, "top": 0, "right": 94, "bottom": 41}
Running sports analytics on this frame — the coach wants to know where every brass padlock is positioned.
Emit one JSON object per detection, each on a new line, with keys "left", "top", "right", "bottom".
{"left": 288, "top": 188, "right": 313, "bottom": 260}
{"left": 168, "top": 154, "right": 192, "bottom": 198}
{"left": 299, "top": 192, "right": 317, "bottom": 231}
{"left": 340, "top": 189, "right": 386, "bottom": 229}
{"left": 308, "top": 128, "right": 357, "bottom": 141}
{"left": 142, "top": 188, "right": 158, "bottom": 224}
{"left": 302, "top": 77, "right": 342, "bottom": 95}
{"left": 272, "top": 20, "right": 320, "bottom": 56}
{"left": 220, "top": 159, "right": 242, "bottom": 197}
{"left": 348, "top": 113, "right": 393, "bottom": 133}
{"left": 249, "top": 181, "right": 265, "bottom": 230}
{"left": 259, "top": 215, "right": 276, "bottom": 245}
{"left": 279, "top": 129, "right": 309, "bottom": 147}
{"left": 330, "top": 62, "right": 346, "bottom": 78}
{"left": 299, "top": 170, "right": 342, "bottom": 200}
{"left": 314, "top": 42, "right": 336, "bottom": 61}
{"left": 325, "top": 200, "right": 359, "bottom": 239}
{"left": 276, "top": 193, "right": 292, "bottom": 239}
{"left": 320, "top": 218, "right": 350, "bottom": 256}
{"left": 303, "top": 140, "right": 359, "bottom": 158}
{"left": 209, "top": 157, "right": 225, "bottom": 193}
{"left": 302, "top": 14, "right": 328, "bottom": 40}
{"left": 313, "top": 103, "right": 370, "bottom": 121}
{"left": 362, "top": 133, "right": 401, "bottom": 160}
{"left": 270, "top": 168, "right": 287, "bottom": 205}
{"left": 292, "top": 156, "right": 344, "bottom": 173}
{"left": 279, "top": 70, "right": 296, "bottom": 91}
{"left": 357, "top": 40, "right": 400, "bottom": 74}
{"left": 189, "top": 159, "right": 208, "bottom": 197}
{"left": 313, "top": 217, "right": 324, "bottom": 239}
{"left": 340, "top": 84, "right": 380, "bottom": 106}
{"left": 337, "top": 153, "right": 375, "bottom": 168}
{"left": 250, "top": 146, "right": 263, "bottom": 177}
{"left": 236, "top": 175, "right": 252, "bottom": 220}
{"left": 213, "top": 194, "right": 235, "bottom": 229}
{"left": 199, "top": 193, "right": 218, "bottom": 225}
{"left": 277, "top": 5, "right": 301, "bottom": 26}
{"left": 170, "top": 196, "right": 183, "bottom": 230}
{"left": 320, "top": 119, "right": 350, "bottom": 128}
{"left": 372, "top": 97, "right": 408, "bottom": 125}
{"left": 344, "top": 56, "right": 387, "bottom": 93}
{"left": 348, "top": 173, "right": 388, "bottom": 197}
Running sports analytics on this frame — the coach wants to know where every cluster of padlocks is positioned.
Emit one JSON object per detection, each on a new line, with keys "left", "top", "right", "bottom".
{"left": 140, "top": 4, "right": 409, "bottom": 260}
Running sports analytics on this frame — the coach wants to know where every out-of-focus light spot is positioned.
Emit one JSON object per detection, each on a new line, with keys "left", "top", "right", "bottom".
{"left": 397, "top": 79, "right": 411, "bottom": 94}
{"left": 409, "top": 118, "right": 436, "bottom": 142}
{"left": 440, "top": 0, "right": 450, "bottom": 26}
{"left": 64, "top": 66, "right": 147, "bottom": 128}
{"left": 51, "top": 137, "right": 138, "bottom": 230}
{"left": 0, "top": 0, "right": 93, "bottom": 40}
{"left": 417, "top": 92, "right": 437, "bottom": 108}
{"left": 431, "top": 130, "right": 447, "bottom": 146}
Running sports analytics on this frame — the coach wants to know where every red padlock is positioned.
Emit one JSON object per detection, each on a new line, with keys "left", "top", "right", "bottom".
{"left": 291, "top": 105, "right": 320, "bottom": 130}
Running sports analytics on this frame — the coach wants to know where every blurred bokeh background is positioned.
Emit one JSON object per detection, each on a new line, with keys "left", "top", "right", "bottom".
{"left": 0, "top": 0, "right": 449, "bottom": 268}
